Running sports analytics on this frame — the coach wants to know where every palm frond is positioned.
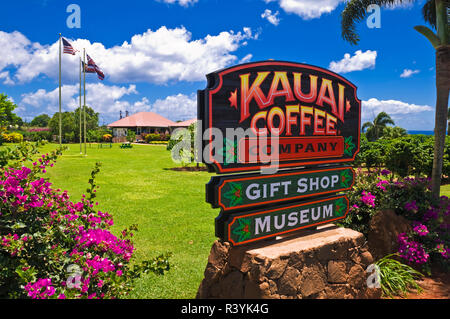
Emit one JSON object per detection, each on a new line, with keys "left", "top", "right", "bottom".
{"left": 341, "top": 0, "right": 418, "bottom": 44}
{"left": 362, "top": 122, "right": 374, "bottom": 132}
{"left": 422, "top": 0, "right": 436, "bottom": 29}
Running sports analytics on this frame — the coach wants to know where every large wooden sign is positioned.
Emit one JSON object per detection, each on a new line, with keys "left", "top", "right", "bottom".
{"left": 206, "top": 166, "right": 354, "bottom": 211}
{"left": 198, "top": 61, "right": 361, "bottom": 174}
{"left": 215, "top": 195, "right": 349, "bottom": 246}
{"left": 199, "top": 60, "right": 361, "bottom": 246}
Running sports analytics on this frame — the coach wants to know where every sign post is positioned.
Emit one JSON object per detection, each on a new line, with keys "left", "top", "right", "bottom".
{"left": 198, "top": 60, "right": 361, "bottom": 246}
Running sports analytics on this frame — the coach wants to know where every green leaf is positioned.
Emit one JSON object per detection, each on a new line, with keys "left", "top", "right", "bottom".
{"left": 414, "top": 25, "right": 441, "bottom": 48}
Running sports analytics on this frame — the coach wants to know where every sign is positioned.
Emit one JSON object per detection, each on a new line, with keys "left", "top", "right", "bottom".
{"left": 216, "top": 195, "right": 349, "bottom": 246}
{"left": 198, "top": 61, "right": 361, "bottom": 174}
{"left": 206, "top": 166, "right": 354, "bottom": 211}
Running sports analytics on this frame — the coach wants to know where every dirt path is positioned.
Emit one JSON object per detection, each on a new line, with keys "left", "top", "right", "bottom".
{"left": 389, "top": 272, "right": 450, "bottom": 299}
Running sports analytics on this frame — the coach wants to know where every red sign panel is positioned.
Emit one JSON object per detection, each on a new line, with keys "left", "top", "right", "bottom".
{"left": 198, "top": 61, "right": 361, "bottom": 174}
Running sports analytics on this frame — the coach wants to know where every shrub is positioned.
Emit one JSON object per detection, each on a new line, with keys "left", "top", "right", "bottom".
{"left": 338, "top": 169, "right": 385, "bottom": 236}
{"left": 340, "top": 169, "right": 449, "bottom": 274}
{"left": 2, "top": 132, "right": 24, "bottom": 143}
{"left": 0, "top": 148, "right": 170, "bottom": 299}
{"left": 126, "top": 130, "right": 136, "bottom": 143}
{"left": 102, "top": 134, "right": 112, "bottom": 142}
{"left": 23, "top": 130, "right": 52, "bottom": 142}
{"left": 385, "top": 136, "right": 433, "bottom": 177}
{"left": 145, "top": 133, "right": 161, "bottom": 142}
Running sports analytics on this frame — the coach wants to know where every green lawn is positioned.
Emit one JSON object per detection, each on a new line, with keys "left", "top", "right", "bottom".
{"left": 33, "top": 143, "right": 217, "bottom": 299}
{"left": 4, "top": 142, "right": 450, "bottom": 298}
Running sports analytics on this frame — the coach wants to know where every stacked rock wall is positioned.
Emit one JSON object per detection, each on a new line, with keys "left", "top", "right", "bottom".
{"left": 197, "top": 225, "right": 381, "bottom": 299}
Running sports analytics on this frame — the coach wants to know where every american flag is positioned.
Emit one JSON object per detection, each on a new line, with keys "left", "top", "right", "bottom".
{"left": 86, "top": 54, "right": 105, "bottom": 80}
{"left": 62, "top": 37, "right": 77, "bottom": 55}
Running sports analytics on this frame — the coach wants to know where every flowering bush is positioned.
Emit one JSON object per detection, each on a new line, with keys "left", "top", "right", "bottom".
{"left": 0, "top": 147, "right": 170, "bottom": 298}
{"left": 2, "top": 132, "right": 24, "bottom": 143}
{"left": 339, "top": 168, "right": 449, "bottom": 273}
{"left": 102, "top": 134, "right": 112, "bottom": 142}
{"left": 338, "top": 168, "right": 386, "bottom": 236}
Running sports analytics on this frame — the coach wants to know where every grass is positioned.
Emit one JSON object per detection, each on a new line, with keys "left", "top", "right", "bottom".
{"left": 3, "top": 142, "right": 449, "bottom": 298}
{"left": 20, "top": 142, "right": 218, "bottom": 299}
{"left": 440, "top": 184, "right": 450, "bottom": 197}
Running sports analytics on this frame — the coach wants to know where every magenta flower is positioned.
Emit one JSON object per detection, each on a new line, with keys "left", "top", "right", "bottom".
{"left": 413, "top": 223, "right": 429, "bottom": 237}
{"left": 404, "top": 200, "right": 419, "bottom": 212}
{"left": 376, "top": 180, "right": 389, "bottom": 191}
{"left": 360, "top": 191, "right": 376, "bottom": 207}
{"left": 398, "top": 233, "right": 429, "bottom": 265}
{"left": 24, "top": 278, "right": 56, "bottom": 299}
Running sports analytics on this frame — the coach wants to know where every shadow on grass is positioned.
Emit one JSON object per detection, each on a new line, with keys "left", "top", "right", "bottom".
{"left": 163, "top": 166, "right": 208, "bottom": 172}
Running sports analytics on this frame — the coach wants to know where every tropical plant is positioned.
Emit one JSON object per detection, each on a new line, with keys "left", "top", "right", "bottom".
{"left": 126, "top": 130, "right": 136, "bottom": 143}
{"left": 340, "top": 0, "right": 450, "bottom": 201}
{"left": 381, "top": 126, "right": 408, "bottom": 139}
{"left": 375, "top": 253, "right": 424, "bottom": 298}
{"left": 362, "top": 112, "right": 395, "bottom": 141}
{"left": 447, "top": 107, "right": 450, "bottom": 136}
{"left": 167, "top": 123, "right": 199, "bottom": 167}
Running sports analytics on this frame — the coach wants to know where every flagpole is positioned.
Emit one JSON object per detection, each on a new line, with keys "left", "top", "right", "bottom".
{"left": 58, "top": 33, "right": 62, "bottom": 147}
{"left": 79, "top": 57, "right": 82, "bottom": 154}
{"left": 83, "top": 48, "right": 87, "bottom": 156}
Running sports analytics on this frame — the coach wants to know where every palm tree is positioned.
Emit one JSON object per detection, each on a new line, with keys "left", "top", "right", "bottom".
{"left": 447, "top": 107, "right": 450, "bottom": 136}
{"left": 362, "top": 112, "right": 395, "bottom": 141}
{"left": 341, "top": 0, "right": 450, "bottom": 201}
{"left": 381, "top": 126, "right": 408, "bottom": 139}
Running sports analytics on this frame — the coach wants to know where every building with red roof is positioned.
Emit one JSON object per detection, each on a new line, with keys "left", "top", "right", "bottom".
{"left": 107, "top": 111, "right": 196, "bottom": 142}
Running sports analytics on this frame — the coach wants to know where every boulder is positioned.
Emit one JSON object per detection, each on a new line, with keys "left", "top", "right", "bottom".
{"left": 367, "top": 209, "right": 412, "bottom": 261}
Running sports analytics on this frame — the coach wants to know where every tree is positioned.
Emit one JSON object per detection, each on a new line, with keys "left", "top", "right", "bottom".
{"left": 48, "top": 112, "right": 77, "bottom": 143}
{"left": 447, "top": 107, "right": 450, "bottom": 136}
{"left": 73, "top": 106, "right": 99, "bottom": 141}
{"left": 381, "top": 126, "right": 408, "bottom": 139}
{"left": 341, "top": 0, "right": 450, "bottom": 201}
{"left": 0, "top": 93, "right": 22, "bottom": 128}
{"left": 30, "top": 114, "right": 51, "bottom": 127}
{"left": 362, "top": 112, "right": 395, "bottom": 141}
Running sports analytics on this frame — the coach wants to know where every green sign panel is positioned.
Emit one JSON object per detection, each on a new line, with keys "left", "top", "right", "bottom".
{"left": 218, "top": 195, "right": 349, "bottom": 246}
{"left": 206, "top": 166, "right": 354, "bottom": 211}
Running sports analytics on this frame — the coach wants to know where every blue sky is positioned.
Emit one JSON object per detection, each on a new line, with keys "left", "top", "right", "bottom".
{"left": 0, "top": 0, "right": 442, "bottom": 129}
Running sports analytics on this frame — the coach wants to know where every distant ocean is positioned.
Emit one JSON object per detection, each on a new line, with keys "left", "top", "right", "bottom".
{"left": 408, "top": 130, "right": 434, "bottom": 135}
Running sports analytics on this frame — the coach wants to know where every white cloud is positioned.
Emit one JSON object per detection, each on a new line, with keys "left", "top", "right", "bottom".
{"left": 362, "top": 98, "right": 433, "bottom": 122}
{"left": 400, "top": 69, "right": 420, "bottom": 78}
{"left": 150, "top": 93, "right": 197, "bottom": 121}
{"left": 385, "top": 0, "right": 414, "bottom": 10}
{"left": 239, "top": 54, "right": 253, "bottom": 63}
{"left": 0, "top": 27, "right": 257, "bottom": 84}
{"left": 328, "top": 50, "right": 377, "bottom": 74}
{"left": 19, "top": 84, "right": 196, "bottom": 122}
{"left": 261, "top": 9, "right": 281, "bottom": 25}
{"left": 0, "top": 71, "right": 14, "bottom": 85}
{"left": 264, "top": 0, "right": 345, "bottom": 19}
{"left": 158, "top": 0, "right": 198, "bottom": 7}
{"left": 264, "top": 0, "right": 411, "bottom": 20}
{"left": 20, "top": 83, "right": 137, "bottom": 114}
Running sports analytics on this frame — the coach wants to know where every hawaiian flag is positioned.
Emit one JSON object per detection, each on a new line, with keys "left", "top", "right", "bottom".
{"left": 62, "top": 37, "right": 77, "bottom": 55}
{"left": 82, "top": 61, "right": 96, "bottom": 73}
{"left": 86, "top": 54, "right": 105, "bottom": 80}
